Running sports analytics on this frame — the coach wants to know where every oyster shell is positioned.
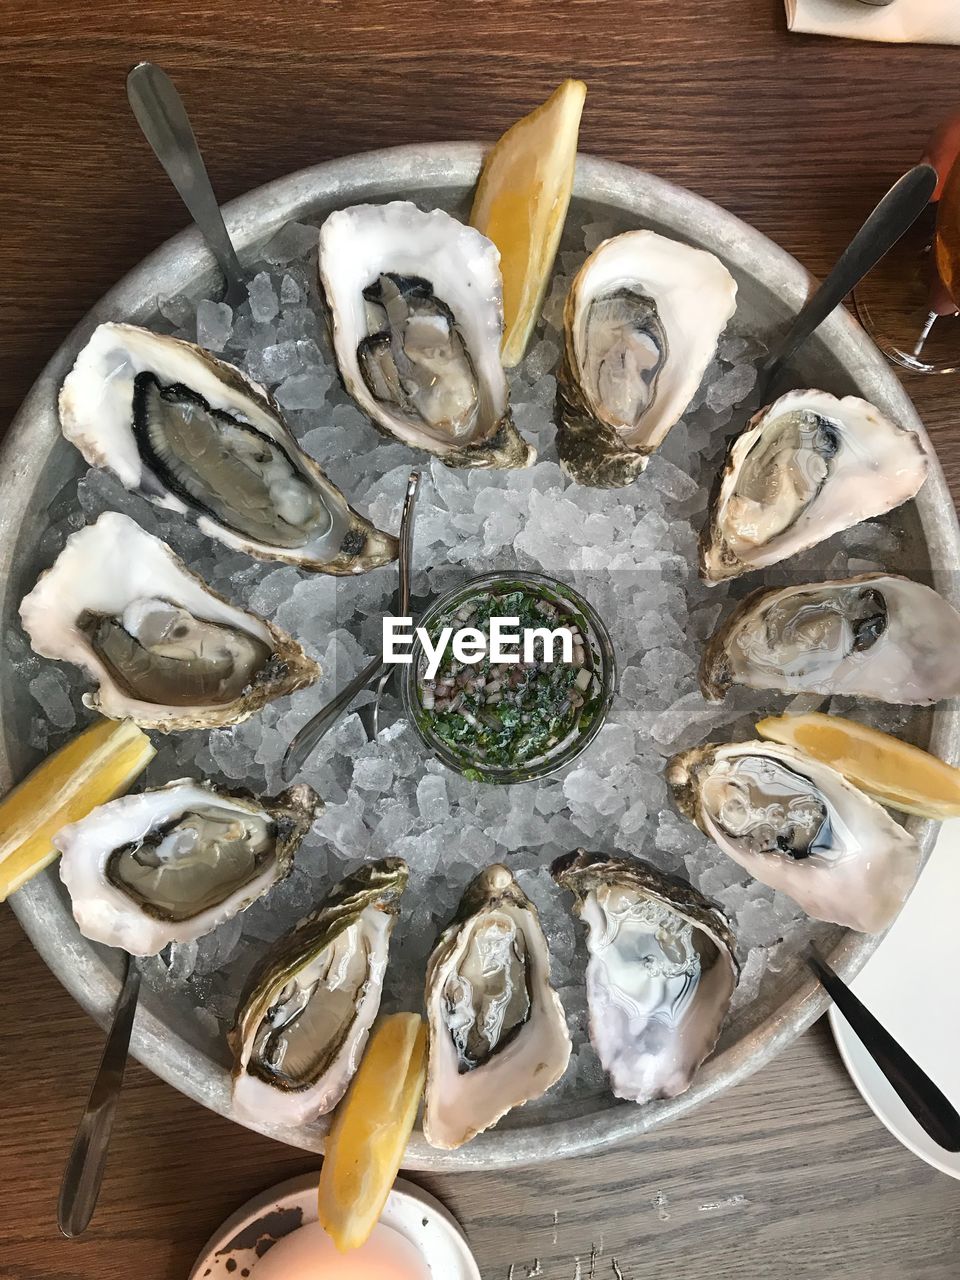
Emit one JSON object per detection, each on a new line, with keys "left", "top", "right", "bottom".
{"left": 19, "top": 512, "right": 319, "bottom": 731}
{"left": 423, "top": 864, "right": 571, "bottom": 1149}
{"left": 320, "top": 202, "right": 535, "bottom": 470}
{"left": 700, "top": 573, "right": 960, "bottom": 705}
{"left": 55, "top": 780, "right": 319, "bottom": 954}
{"left": 557, "top": 231, "right": 738, "bottom": 487}
{"left": 230, "top": 858, "right": 407, "bottom": 1126}
{"left": 668, "top": 741, "right": 920, "bottom": 933}
{"left": 552, "top": 850, "right": 738, "bottom": 1104}
{"left": 700, "top": 390, "right": 928, "bottom": 584}
{"left": 59, "top": 323, "right": 397, "bottom": 573}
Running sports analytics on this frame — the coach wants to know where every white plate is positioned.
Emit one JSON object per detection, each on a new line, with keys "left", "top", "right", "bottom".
{"left": 829, "top": 818, "right": 960, "bottom": 1179}
{"left": 188, "top": 1172, "right": 481, "bottom": 1278}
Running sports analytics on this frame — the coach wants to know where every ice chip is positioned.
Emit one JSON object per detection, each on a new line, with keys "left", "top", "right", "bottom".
{"left": 705, "top": 361, "right": 758, "bottom": 413}
{"left": 280, "top": 273, "right": 302, "bottom": 304}
{"left": 248, "top": 270, "right": 279, "bottom": 323}
{"left": 195, "top": 299, "right": 233, "bottom": 352}
{"left": 523, "top": 337, "right": 561, "bottom": 383}
{"left": 28, "top": 667, "right": 78, "bottom": 730}
{"left": 258, "top": 339, "right": 302, "bottom": 384}
{"left": 644, "top": 456, "right": 700, "bottom": 503}
{"left": 582, "top": 218, "right": 616, "bottom": 252}
{"left": 275, "top": 369, "right": 333, "bottom": 410}
{"left": 261, "top": 221, "right": 320, "bottom": 266}
{"left": 158, "top": 293, "right": 195, "bottom": 329}
{"left": 352, "top": 755, "right": 396, "bottom": 793}
{"left": 416, "top": 774, "right": 450, "bottom": 824}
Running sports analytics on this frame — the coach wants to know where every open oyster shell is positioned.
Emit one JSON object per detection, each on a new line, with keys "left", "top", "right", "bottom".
{"left": 423, "top": 864, "right": 571, "bottom": 1149}
{"left": 55, "top": 779, "right": 319, "bottom": 955}
{"left": 700, "top": 573, "right": 960, "bottom": 705}
{"left": 668, "top": 741, "right": 920, "bottom": 933}
{"left": 552, "top": 850, "right": 738, "bottom": 1104}
{"left": 700, "top": 389, "right": 928, "bottom": 584}
{"left": 557, "top": 230, "right": 737, "bottom": 487}
{"left": 230, "top": 858, "right": 408, "bottom": 1127}
{"left": 19, "top": 512, "right": 319, "bottom": 732}
{"left": 320, "top": 201, "right": 535, "bottom": 470}
{"left": 59, "top": 323, "right": 397, "bottom": 574}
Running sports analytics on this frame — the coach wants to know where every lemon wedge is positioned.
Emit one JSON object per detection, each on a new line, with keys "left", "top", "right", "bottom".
{"left": 471, "top": 78, "right": 587, "bottom": 367}
{"left": 0, "top": 717, "right": 155, "bottom": 900}
{"left": 317, "top": 1012, "right": 428, "bottom": 1252}
{"left": 756, "top": 712, "right": 960, "bottom": 819}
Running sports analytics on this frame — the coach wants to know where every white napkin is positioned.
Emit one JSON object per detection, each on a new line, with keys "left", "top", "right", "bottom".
{"left": 786, "top": 0, "right": 960, "bottom": 45}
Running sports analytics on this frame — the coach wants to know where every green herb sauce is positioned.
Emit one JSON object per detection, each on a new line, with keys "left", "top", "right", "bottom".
{"left": 416, "top": 584, "right": 602, "bottom": 772}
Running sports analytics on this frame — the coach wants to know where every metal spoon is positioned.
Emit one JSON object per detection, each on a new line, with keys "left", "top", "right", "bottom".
{"left": 58, "top": 954, "right": 142, "bottom": 1238}
{"left": 126, "top": 61, "right": 247, "bottom": 307}
{"left": 808, "top": 945, "right": 960, "bottom": 1153}
{"left": 282, "top": 470, "right": 421, "bottom": 781}
{"left": 758, "top": 162, "right": 938, "bottom": 399}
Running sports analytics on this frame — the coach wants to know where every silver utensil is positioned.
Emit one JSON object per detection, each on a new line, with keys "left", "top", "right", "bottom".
{"left": 126, "top": 61, "right": 247, "bottom": 307}
{"left": 371, "top": 469, "right": 420, "bottom": 738}
{"left": 58, "top": 954, "right": 142, "bottom": 1238}
{"left": 758, "top": 162, "right": 937, "bottom": 399}
{"left": 282, "top": 470, "right": 421, "bottom": 781}
{"left": 808, "top": 945, "right": 960, "bottom": 1152}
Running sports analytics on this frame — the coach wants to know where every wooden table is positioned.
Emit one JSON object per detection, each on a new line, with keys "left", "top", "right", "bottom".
{"left": 3, "top": 2, "right": 960, "bottom": 1276}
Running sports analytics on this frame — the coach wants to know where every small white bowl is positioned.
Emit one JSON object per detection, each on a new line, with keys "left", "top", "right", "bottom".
{"left": 188, "top": 1172, "right": 482, "bottom": 1278}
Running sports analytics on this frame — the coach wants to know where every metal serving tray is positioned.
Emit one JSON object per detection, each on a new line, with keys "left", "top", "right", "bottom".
{"left": 2, "top": 143, "right": 957, "bottom": 1170}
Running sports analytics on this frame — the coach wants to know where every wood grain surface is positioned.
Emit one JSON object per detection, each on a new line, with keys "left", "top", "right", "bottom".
{"left": 3, "top": 1, "right": 960, "bottom": 1277}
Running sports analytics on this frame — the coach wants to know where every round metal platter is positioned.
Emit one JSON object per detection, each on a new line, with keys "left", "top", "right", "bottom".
{"left": 1, "top": 143, "right": 958, "bottom": 1171}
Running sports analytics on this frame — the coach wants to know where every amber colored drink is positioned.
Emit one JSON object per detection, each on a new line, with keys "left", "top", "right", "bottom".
{"left": 934, "top": 153, "right": 960, "bottom": 311}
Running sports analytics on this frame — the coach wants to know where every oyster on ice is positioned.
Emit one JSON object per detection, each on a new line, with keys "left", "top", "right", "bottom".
{"left": 56, "top": 780, "right": 319, "bottom": 955}
{"left": 700, "top": 573, "right": 960, "bottom": 705}
{"left": 19, "top": 512, "right": 319, "bottom": 731}
{"left": 59, "top": 323, "right": 397, "bottom": 573}
{"left": 320, "top": 202, "right": 535, "bottom": 470}
{"left": 700, "top": 390, "right": 928, "bottom": 583}
{"left": 423, "top": 864, "right": 571, "bottom": 1149}
{"left": 557, "top": 230, "right": 738, "bottom": 487}
{"left": 231, "top": 858, "right": 407, "bottom": 1127}
{"left": 552, "top": 850, "right": 738, "bottom": 1104}
{"left": 668, "top": 741, "right": 920, "bottom": 933}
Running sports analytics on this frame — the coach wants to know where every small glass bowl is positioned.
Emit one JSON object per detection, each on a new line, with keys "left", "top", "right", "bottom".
{"left": 401, "top": 570, "right": 617, "bottom": 785}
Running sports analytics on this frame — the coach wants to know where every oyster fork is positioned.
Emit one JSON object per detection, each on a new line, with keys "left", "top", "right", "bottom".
{"left": 58, "top": 953, "right": 141, "bottom": 1237}
{"left": 808, "top": 945, "right": 960, "bottom": 1152}
{"left": 127, "top": 61, "right": 248, "bottom": 308}
{"left": 281, "top": 470, "right": 421, "bottom": 781}
{"left": 757, "top": 162, "right": 937, "bottom": 402}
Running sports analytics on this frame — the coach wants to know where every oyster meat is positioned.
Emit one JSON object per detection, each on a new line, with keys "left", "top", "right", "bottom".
{"left": 700, "top": 390, "right": 928, "bottom": 583}
{"left": 557, "top": 230, "right": 738, "bottom": 487}
{"left": 320, "top": 202, "right": 535, "bottom": 470}
{"left": 423, "top": 864, "right": 571, "bottom": 1149}
{"left": 700, "top": 573, "right": 960, "bottom": 705}
{"left": 59, "top": 323, "right": 397, "bottom": 573}
{"left": 231, "top": 858, "right": 407, "bottom": 1127}
{"left": 56, "top": 780, "right": 319, "bottom": 954}
{"left": 19, "top": 512, "right": 319, "bottom": 731}
{"left": 552, "top": 850, "right": 738, "bottom": 1104}
{"left": 668, "top": 741, "right": 920, "bottom": 933}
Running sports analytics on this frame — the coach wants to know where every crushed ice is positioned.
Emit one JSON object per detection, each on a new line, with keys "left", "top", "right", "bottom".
{"left": 8, "top": 202, "right": 926, "bottom": 1113}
